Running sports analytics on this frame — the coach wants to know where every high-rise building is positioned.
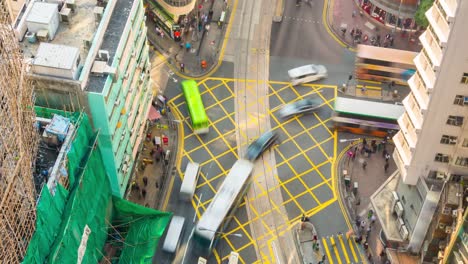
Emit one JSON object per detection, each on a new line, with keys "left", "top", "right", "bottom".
{"left": 371, "top": 0, "right": 468, "bottom": 260}
{"left": 14, "top": 0, "right": 153, "bottom": 197}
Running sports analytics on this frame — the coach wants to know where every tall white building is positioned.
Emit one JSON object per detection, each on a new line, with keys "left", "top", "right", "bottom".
{"left": 371, "top": 0, "right": 468, "bottom": 260}
{"left": 394, "top": 0, "right": 467, "bottom": 186}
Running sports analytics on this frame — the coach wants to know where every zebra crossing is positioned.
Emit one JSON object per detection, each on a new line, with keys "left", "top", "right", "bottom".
{"left": 321, "top": 234, "right": 365, "bottom": 264}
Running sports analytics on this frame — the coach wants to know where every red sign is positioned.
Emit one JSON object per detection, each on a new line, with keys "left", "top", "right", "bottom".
{"left": 198, "top": 4, "right": 203, "bottom": 9}
{"left": 162, "top": 136, "right": 169, "bottom": 145}
{"left": 174, "top": 31, "right": 181, "bottom": 38}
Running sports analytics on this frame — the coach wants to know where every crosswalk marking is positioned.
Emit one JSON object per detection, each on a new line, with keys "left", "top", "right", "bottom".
{"left": 347, "top": 236, "right": 359, "bottom": 262}
{"left": 321, "top": 237, "right": 334, "bottom": 264}
{"left": 322, "top": 234, "right": 363, "bottom": 264}
{"left": 338, "top": 235, "right": 350, "bottom": 264}
{"left": 330, "top": 236, "right": 343, "bottom": 264}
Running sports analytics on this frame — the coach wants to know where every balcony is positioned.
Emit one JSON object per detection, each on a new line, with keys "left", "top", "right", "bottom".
{"left": 394, "top": 131, "right": 412, "bottom": 168}
{"left": 439, "top": 0, "right": 457, "bottom": 22}
{"left": 419, "top": 31, "right": 442, "bottom": 69}
{"left": 414, "top": 53, "right": 436, "bottom": 90}
{"left": 397, "top": 112, "right": 418, "bottom": 149}
{"left": 402, "top": 94, "right": 423, "bottom": 130}
{"left": 408, "top": 74, "right": 430, "bottom": 111}
{"left": 425, "top": 6, "right": 449, "bottom": 43}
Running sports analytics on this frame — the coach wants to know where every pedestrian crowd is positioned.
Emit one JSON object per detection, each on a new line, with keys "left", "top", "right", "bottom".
{"left": 345, "top": 137, "right": 392, "bottom": 173}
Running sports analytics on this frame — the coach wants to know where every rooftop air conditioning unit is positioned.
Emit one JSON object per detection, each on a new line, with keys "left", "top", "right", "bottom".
{"left": 397, "top": 217, "right": 405, "bottom": 229}
{"left": 124, "top": 155, "right": 131, "bottom": 164}
{"left": 442, "top": 207, "right": 451, "bottom": 215}
{"left": 394, "top": 201, "right": 404, "bottom": 217}
{"left": 391, "top": 191, "right": 399, "bottom": 209}
{"left": 98, "top": 50, "right": 110, "bottom": 62}
{"left": 463, "top": 97, "right": 468, "bottom": 105}
{"left": 436, "top": 172, "right": 446, "bottom": 180}
{"left": 114, "top": 99, "right": 120, "bottom": 106}
{"left": 452, "top": 210, "right": 458, "bottom": 217}
{"left": 120, "top": 135, "right": 125, "bottom": 141}
{"left": 399, "top": 225, "right": 409, "bottom": 240}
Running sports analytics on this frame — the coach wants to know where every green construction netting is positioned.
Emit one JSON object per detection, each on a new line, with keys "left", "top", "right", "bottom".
{"left": 23, "top": 108, "right": 172, "bottom": 264}
{"left": 112, "top": 197, "right": 172, "bottom": 263}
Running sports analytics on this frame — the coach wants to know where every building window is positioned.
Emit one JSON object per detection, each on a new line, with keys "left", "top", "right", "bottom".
{"left": 440, "top": 135, "right": 457, "bottom": 145}
{"left": 461, "top": 73, "right": 468, "bottom": 84}
{"left": 435, "top": 153, "right": 450, "bottom": 163}
{"left": 446, "top": 115, "right": 464, "bottom": 126}
{"left": 454, "top": 95, "right": 465, "bottom": 106}
{"left": 454, "top": 157, "right": 468, "bottom": 167}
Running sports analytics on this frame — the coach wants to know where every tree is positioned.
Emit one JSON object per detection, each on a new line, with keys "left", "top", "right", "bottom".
{"left": 414, "top": 0, "right": 434, "bottom": 28}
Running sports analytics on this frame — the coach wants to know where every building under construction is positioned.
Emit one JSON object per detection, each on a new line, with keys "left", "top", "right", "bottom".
{"left": 0, "top": 2, "right": 39, "bottom": 262}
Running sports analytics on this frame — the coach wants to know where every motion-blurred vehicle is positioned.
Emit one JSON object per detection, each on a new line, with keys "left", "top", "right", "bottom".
{"left": 279, "top": 98, "right": 322, "bottom": 120}
{"left": 246, "top": 131, "right": 279, "bottom": 161}
{"left": 288, "top": 64, "right": 327, "bottom": 86}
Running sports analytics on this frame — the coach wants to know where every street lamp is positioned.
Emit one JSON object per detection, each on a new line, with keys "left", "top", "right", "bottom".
{"left": 339, "top": 138, "right": 361, "bottom": 143}
{"left": 197, "top": 227, "right": 243, "bottom": 238}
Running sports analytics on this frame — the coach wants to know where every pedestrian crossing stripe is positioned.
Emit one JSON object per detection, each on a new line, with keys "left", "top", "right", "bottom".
{"left": 322, "top": 234, "right": 363, "bottom": 264}
{"left": 321, "top": 237, "right": 334, "bottom": 264}
{"left": 347, "top": 236, "right": 359, "bottom": 262}
{"left": 330, "top": 236, "right": 343, "bottom": 264}
{"left": 338, "top": 235, "right": 350, "bottom": 264}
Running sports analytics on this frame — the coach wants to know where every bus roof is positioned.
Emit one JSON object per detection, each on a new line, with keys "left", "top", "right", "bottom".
{"left": 356, "top": 45, "right": 417, "bottom": 66}
{"left": 196, "top": 160, "right": 254, "bottom": 241}
{"left": 181, "top": 80, "right": 209, "bottom": 124}
{"left": 334, "top": 97, "right": 405, "bottom": 121}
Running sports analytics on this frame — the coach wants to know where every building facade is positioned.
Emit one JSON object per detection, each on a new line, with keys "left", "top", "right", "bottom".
{"left": 146, "top": 0, "right": 196, "bottom": 38}
{"left": 16, "top": 0, "right": 153, "bottom": 197}
{"left": 371, "top": 0, "right": 468, "bottom": 259}
{"left": 359, "top": 0, "right": 419, "bottom": 29}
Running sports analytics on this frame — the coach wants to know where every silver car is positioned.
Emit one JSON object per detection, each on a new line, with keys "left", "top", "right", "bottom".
{"left": 246, "top": 131, "right": 279, "bottom": 161}
{"left": 288, "top": 64, "right": 328, "bottom": 86}
{"left": 279, "top": 99, "right": 322, "bottom": 120}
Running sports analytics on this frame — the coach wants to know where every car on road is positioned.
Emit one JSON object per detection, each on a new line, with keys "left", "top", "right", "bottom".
{"left": 278, "top": 98, "right": 322, "bottom": 120}
{"left": 246, "top": 131, "right": 279, "bottom": 161}
{"left": 288, "top": 64, "right": 327, "bottom": 86}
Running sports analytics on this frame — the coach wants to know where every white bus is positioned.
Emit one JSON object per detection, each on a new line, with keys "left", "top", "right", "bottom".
{"left": 179, "top": 162, "right": 201, "bottom": 201}
{"left": 162, "top": 216, "right": 186, "bottom": 254}
{"left": 194, "top": 159, "right": 254, "bottom": 255}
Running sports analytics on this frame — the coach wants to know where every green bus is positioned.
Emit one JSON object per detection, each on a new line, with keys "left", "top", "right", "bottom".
{"left": 181, "top": 80, "right": 209, "bottom": 134}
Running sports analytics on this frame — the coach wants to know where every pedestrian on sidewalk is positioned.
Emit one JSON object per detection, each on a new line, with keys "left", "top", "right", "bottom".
{"left": 384, "top": 161, "right": 389, "bottom": 172}
{"left": 364, "top": 241, "right": 369, "bottom": 250}
{"left": 201, "top": 60, "right": 207, "bottom": 70}
{"left": 371, "top": 214, "right": 377, "bottom": 225}
{"left": 185, "top": 42, "right": 191, "bottom": 51}
{"left": 180, "top": 63, "right": 185, "bottom": 72}
{"left": 385, "top": 153, "right": 391, "bottom": 162}
{"left": 362, "top": 160, "right": 367, "bottom": 170}
{"left": 352, "top": 151, "right": 357, "bottom": 161}
{"left": 143, "top": 176, "right": 148, "bottom": 186}
{"left": 205, "top": 24, "right": 210, "bottom": 35}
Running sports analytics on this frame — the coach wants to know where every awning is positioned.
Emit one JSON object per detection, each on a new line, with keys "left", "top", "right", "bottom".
{"left": 148, "top": 106, "right": 161, "bottom": 121}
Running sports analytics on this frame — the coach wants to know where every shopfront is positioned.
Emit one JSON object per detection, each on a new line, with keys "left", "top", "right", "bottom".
{"left": 359, "top": 0, "right": 419, "bottom": 30}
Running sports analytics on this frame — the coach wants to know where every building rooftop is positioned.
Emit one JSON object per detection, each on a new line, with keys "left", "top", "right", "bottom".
{"left": 20, "top": 0, "right": 97, "bottom": 73}
{"left": 370, "top": 172, "right": 404, "bottom": 242}
{"left": 26, "top": 2, "right": 58, "bottom": 24}
{"left": 34, "top": 43, "right": 80, "bottom": 70}
{"left": 87, "top": 0, "right": 133, "bottom": 93}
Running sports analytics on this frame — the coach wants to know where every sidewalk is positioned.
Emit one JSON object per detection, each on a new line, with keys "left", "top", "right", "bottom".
{"left": 146, "top": 0, "right": 230, "bottom": 77}
{"left": 125, "top": 100, "right": 178, "bottom": 209}
{"left": 328, "top": 0, "right": 422, "bottom": 52}
{"left": 338, "top": 136, "right": 396, "bottom": 264}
